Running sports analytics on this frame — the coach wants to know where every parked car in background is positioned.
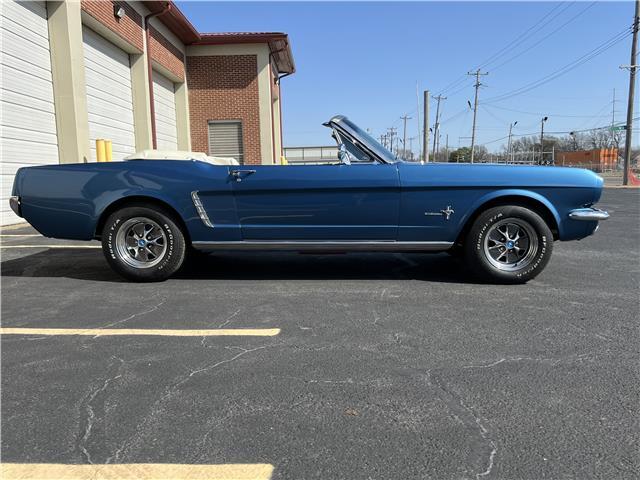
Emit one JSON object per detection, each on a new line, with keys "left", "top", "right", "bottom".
{"left": 10, "top": 115, "right": 608, "bottom": 283}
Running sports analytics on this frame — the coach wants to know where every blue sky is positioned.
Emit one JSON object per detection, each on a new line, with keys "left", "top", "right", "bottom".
{"left": 177, "top": 1, "right": 636, "bottom": 153}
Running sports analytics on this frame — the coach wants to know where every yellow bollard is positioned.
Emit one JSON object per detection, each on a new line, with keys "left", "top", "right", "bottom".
{"left": 280, "top": 155, "right": 288, "bottom": 166}
{"left": 96, "top": 139, "right": 106, "bottom": 162}
{"left": 105, "top": 140, "right": 113, "bottom": 162}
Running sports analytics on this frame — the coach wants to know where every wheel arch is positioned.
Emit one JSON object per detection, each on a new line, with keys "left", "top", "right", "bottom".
{"left": 94, "top": 195, "right": 191, "bottom": 244}
{"left": 455, "top": 191, "right": 560, "bottom": 245}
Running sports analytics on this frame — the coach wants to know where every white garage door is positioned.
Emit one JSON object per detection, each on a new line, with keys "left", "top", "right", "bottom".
{"left": 0, "top": 0, "right": 58, "bottom": 225}
{"left": 83, "top": 26, "right": 135, "bottom": 161}
{"left": 152, "top": 71, "right": 178, "bottom": 150}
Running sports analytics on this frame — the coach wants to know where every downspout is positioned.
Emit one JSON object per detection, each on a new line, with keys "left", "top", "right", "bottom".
{"left": 276, "top": 72, "right": 292, "bottom": 84}
{"left": 144, "top": 2, "right": 171, "bottom": 149}
{"left": 268, "top": 62, "right": 277, "bottom": 164}
{"left": 278, "top": 78, "right": 284, "bottom": 161}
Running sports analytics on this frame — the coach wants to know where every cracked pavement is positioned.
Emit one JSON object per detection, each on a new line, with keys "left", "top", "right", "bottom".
{"left": 1, "top": 189, "right": 638, "bottom": 479}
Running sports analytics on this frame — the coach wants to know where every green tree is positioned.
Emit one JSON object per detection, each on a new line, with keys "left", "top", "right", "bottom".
{"left": 449, "top": 147, "right": 472, "bottom": 162}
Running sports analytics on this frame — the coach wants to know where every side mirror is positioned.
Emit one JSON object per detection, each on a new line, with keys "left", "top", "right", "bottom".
{"left": 338, "top": 144, "right": 351, "bottom": 165}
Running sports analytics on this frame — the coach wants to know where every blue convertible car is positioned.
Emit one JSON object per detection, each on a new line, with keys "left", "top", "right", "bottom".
{"left": 10, "top": 115, "right": 608, "bottom": 283}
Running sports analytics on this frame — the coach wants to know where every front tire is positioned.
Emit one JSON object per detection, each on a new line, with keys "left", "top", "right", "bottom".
{"left": 464, "top": 206, "right": 553, "bottom": 284}
{"left": 101, "top": 204, "right": 186, "bottom": 282}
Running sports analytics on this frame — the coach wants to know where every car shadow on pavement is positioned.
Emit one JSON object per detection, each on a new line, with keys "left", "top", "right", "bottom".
{"left": 0, "top": 248, "right": 482, "bottom": 284}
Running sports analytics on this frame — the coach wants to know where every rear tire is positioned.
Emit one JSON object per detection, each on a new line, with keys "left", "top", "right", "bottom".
{"left": 101, "top": 204, "right": 186, "bottom": 282}
{"left": 464, "top": 205, "right": 553, "bottom": 284}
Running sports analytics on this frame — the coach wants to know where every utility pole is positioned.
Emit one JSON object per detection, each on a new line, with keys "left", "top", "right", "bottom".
{"left": 612, "top": 88, "right": 616, "bottom": 132}
{"left": 540, "top": 116, "right": 548, "bottom": 164}
{"left": 423, "top": 90, "right": 430, "bottom": 162}
{"left": 388, "top": 127, "right": 397, "bottom": 154}
{"left": 507, "top": 121, "right": 518, "bottom": 162}
{"left": 622, "top": 0, "right": 639, "bottom": 185}
{"left": 401, "top": 115, "right": 412, "bottom": 159}
{"left": 445, "top": 134, "right": 449, "bottom": 162}
{"left": 611, "top": 88, "right": 618, "bottom": 150}
{"left": 467, "top": 70, "right": 488, "bottom": 163}
{"left": 408, "top": 136, "right": 416, "bottom": 160}
{"left": 430, "top": 95, "right": 446, "bottom": 162}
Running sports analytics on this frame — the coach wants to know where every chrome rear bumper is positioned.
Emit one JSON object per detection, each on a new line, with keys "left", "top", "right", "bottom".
{"left": 9, "top": 196, "right": 21, "bottom": 217}
{"left": 569, "top": 207, "right": 609, "bottom": 221}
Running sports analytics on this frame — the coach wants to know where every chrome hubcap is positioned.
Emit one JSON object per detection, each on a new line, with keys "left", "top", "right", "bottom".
{"left": 115, "top": 217, "right": 167, "bottom": 269}
{"left": 483, "top": 219, "right": 538, "bottom": 272}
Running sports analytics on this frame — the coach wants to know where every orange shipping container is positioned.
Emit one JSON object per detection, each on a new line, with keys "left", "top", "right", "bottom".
{"left": 557, "top": 148, "right": 618, "bottom": 171}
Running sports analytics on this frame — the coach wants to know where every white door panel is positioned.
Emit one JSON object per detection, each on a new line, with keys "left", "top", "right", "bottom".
{"left": 152, "top": 71, "right": 178, "bottom": 150}
{"left": 83, "top": 26, "right": 135, "bottom": 162}
{"left": 0, "top": 0, "right": 58, "bottom": 225}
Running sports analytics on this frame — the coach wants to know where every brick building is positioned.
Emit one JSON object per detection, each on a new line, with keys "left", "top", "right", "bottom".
{"left": 0, "top": 0, "right": 295, "bottom": 225}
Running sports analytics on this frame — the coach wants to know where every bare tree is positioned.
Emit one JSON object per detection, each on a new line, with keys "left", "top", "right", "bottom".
{"left": 587, "top": 129, "right": 611, "bottom": 149}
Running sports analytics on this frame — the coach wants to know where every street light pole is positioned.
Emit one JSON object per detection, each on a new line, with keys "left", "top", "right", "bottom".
{"left": 401, "top": 115, "right": 412, "bottom": 159}
{"left": 540, "top": 116, "right": 548, "bottom": 164}
{"left": 507, "top": 121, "right": 517, "bottom": 163}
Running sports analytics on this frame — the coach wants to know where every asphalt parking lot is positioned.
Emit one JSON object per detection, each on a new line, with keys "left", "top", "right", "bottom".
{"left": 1, "top": 188, "right": 638, "bottom": 480}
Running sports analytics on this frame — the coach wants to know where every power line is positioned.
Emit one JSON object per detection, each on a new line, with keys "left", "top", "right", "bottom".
{"left": 481, "top": 104, "right": 613, "bottom": 119}
{"left": 489, "top": 2, "right": 597, "bottom": 73}
{"left": 440, "top": 107, "right": 469, "bottom": 126}
{"left": 444, "top": 80, "right": 476, "bottom": 98}
{"left": 484, "top": 27, "right": 633, "bottom": 104}
{"left": 478, "top": 117, "right": 639, "bottom": 146}
{"left": 436, "top": 2, "right": 571, "bottom": 96}
{"left": 476, "top": 2, "right": 574, "bottom": 71}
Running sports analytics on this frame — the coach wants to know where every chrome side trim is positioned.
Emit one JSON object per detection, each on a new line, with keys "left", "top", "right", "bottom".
{"left": 191, "top": 240, "right": 453, "bottom": 252}
{"left": 191, "top": 191, "right": 213, "bottom": 228}
{"left": 569, "top": 208, "right": 609, "bottom": 221}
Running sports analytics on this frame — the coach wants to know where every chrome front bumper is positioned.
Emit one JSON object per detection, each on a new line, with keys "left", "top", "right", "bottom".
{"left": 9, "top": 196, "right": 21, "bottom": 217}
{"left": 569, "top": 207, "right": 609, "bottom": 221}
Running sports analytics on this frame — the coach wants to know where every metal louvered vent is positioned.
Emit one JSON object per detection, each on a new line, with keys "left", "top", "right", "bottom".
{"left": 208, "top": 121, "right": 244, "bottom": 164}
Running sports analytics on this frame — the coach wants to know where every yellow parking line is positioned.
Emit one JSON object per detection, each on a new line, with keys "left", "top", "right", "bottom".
{"left": 0, "top": 328, "right": 281, "bottom": 337}
{"left": 0, "top": 245, "right": 101, "bottom": 249}
{"left": 0, "top": 463, "right": 274, "bottom": 480}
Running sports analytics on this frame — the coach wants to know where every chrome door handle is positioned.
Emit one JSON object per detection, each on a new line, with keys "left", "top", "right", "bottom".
{"left": 230, "top": 169, "right": 256, "bottom": 182}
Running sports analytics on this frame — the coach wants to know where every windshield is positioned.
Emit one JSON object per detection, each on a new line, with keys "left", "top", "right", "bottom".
{"left": 326, "top": 116, "right": 398, "bottom": 163}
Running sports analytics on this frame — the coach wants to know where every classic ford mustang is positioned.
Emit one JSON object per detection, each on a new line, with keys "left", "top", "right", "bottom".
{"left": 10, "top": 115, "right": 608, "bottom": 283}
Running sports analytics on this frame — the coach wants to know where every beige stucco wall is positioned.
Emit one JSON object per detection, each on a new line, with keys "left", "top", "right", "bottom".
{"left": 174, "top": 81, "right": 191, "bottom": 150}
{"left": 271, "top": 71, "right": 282, "bottom": 163}
{"left": 47, "top": 1, "right": 90, "bottom": 164}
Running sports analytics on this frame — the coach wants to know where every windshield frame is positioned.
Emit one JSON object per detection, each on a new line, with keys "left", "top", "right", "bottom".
{"left": 324, "top": 115, "right": 399, "bottom": 164}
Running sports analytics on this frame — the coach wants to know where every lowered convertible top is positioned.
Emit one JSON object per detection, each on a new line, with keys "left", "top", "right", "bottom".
{"left": 124, "top": 150, "right": 239, "bottom": 166}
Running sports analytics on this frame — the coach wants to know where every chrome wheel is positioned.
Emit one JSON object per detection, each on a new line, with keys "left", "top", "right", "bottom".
{"left": 115, "top": 217, "right": 167, "bottom": 269}
{"left": 483, "top": 219, "right": 538, "bottom": 272}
